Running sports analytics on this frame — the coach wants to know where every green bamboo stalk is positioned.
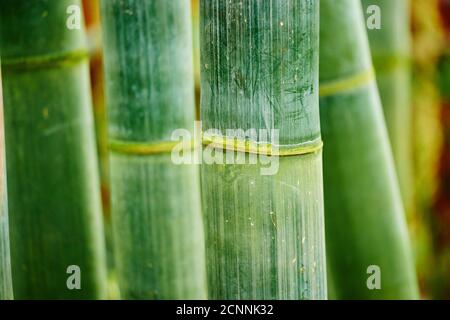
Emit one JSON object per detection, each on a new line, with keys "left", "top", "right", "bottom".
{"left": 192, "top": 0, "right": 201, "bottom": 119}
{"left": 100, "top": 0, "right": 206, "bottom": 299}
{"left": 83, "top": 0, "right": 119, "bottom": 299}
{"left": 0, "top": 189, "right": 11, "bottom": 300}
{"left": 0, "top": 0, "right": 107, "bottom": 299}
{"left": 0, "top": 71, "right": 12, "bottom": 300}
{"left": 362, "top": 0, "right": 414, "bottom": 216}
{"left": 201, "top": 0, "right": 327, "bottom": 299}
{"left": 320, "top": 0, "right": 419, "bottom": 299}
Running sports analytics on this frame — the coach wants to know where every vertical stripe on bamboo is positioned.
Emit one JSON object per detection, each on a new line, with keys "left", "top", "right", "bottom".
{"left": 0, "top": 69, "right": 13, "bottom": 300}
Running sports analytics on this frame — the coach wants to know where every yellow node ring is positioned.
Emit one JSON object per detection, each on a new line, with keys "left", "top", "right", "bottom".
{"left": 109, "top": 135, "right": 323, "bottom": 157}
{"left": 319, "top": 67, "right": 375, "bottom": 98}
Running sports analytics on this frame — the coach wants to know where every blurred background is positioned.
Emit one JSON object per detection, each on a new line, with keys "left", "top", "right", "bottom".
{"left": 79, "top": 0, "right": 450, "bottom": 299}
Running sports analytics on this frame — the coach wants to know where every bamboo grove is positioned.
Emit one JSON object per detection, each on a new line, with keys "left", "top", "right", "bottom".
{"left": 0, "top": 0, "right": 447, "bottom": 300}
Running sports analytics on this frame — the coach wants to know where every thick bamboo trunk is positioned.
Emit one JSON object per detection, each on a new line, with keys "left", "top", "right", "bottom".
{"left": 320, "top": 0, "right": 419, "bottom": 299}
{"left": 100, "top": 0, "right": 206, "bottom": 299}
{"left": 0, "top": 0, "right": 107, "bottom": 299}
{"left": 201, "top": 0, "right": 327, "bottom": 299}
{"left": 362, "top": 0, "right": 414, "bottom": 216}
{"left": 429, "top": 0, "right": 450, "bottom": 299}
{"left": 0, "top": 71, "right": 12, "bottom": 300}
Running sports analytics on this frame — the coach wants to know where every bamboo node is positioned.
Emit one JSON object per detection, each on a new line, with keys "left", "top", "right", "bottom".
{"left": 109, "top": 139, "right": 195, "bottom": 156}
{"left": 109, "top": 135, "right": 323, "bottom": 158}
{"left": 319, "top": 67, "right": 375, "bottom": 97}
{"left": 1, "top": 49, "right": 89, "bottom": 72}
{"left": 202, "top": 133, "right": 323, "bottom": 157}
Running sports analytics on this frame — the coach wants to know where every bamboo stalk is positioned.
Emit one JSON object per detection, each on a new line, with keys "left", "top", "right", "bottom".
{"left": 0, "top": 70, "right": 12, "bottom": 300}
{"left": 83, "top": 0, "right": 119, "bottom": 299}
{"left": 0, "top": 0, "right": 107, "bottom": 299}
{"left": 201, "top": 0, "right": 327, "bottom": 299}
{"left": 409, "top": 0, "right": 445, "bottom": 295}
{"left": 428, "top": 0, "right": 450, "bottom": 299}
{"left": 100, "top": 0, "right": 206, "bottom": 299}
{"left": 192, "top": 0, "right": 201, "bottom": 119}
{"left": 319, "top": 0, "right": 419, "bottom": 299}
{"left": 433, "top": 52, "right": 450, "bottom": 299}
{"left": 362, "top": 0, "right": 414, "bottom": 216}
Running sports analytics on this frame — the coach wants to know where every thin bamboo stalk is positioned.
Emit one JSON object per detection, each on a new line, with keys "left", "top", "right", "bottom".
{"left": 0, "top": 70, "right": 12, "bottom": 300}
{"left": 82, "top": 0, "right": 109, "bottom": 204}
{"left": 428, "top": 0, "right": 450, "bottom": 299}
{"left": 100, "top": 0, "right": 206, "bottom": 299}
{"left": 83, "top": 0, "right": 118, "bottom": 299}
{"left": 320, "top": 0, "right": 419, "bottom": 299}
{"left": 362, "top": 0, "right": 414, "bottom": 216}
{"left": 201, "top": 0, "right": 327, "bottom": 299}
{"left": 0, "top": 0, "right": 107, "bottom": 299}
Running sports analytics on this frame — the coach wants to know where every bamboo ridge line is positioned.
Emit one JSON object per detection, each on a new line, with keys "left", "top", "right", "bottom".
{"left": 319, "top": 67, "right": 375, "bottom": 97}
{"left": 109, "top": 139, "right": 194, "bottom": 155}
{"left": 1, "top": 49, "right": 89, "bottom": 71}
{"left": 109, "top": 135, "right": 323, "bottom": 157}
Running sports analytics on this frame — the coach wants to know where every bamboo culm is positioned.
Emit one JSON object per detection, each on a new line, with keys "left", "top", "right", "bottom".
{"left": 0, "top": 71, "right": 12, "bottom": 300}
{"left": 201, "top": 0, "right": 327, "bottom": 299}
{"left": 0, "top": 0, "right": 107, "bottom": 299}
{"left": 100, "top": 0, "right": 207, "bottom": 299}
{"left": 319, "top": 0, "right": 419, "bottom": 299}
{"left": 362, "top": 0, "right": 414, "bottom": 216}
